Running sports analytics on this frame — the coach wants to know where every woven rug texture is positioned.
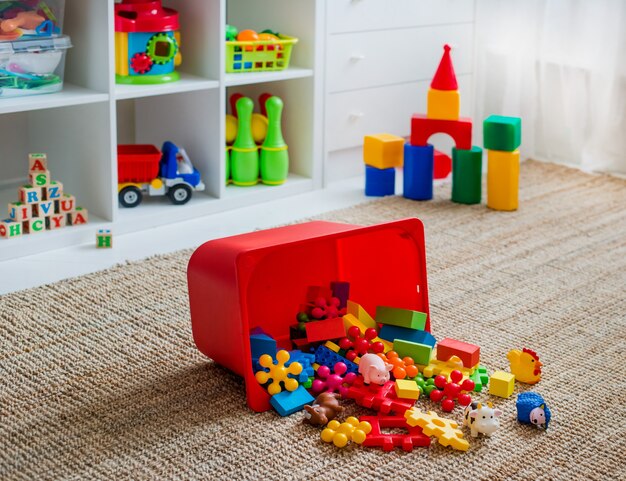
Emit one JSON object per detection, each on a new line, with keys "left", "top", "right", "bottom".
{"left": 1, "top": 160, "right": 625, "bottom": 480}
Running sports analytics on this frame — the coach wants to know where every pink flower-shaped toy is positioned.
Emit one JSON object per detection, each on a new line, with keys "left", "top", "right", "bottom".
{"left": 312, "top": 362, "right": 357, "bottom": 397}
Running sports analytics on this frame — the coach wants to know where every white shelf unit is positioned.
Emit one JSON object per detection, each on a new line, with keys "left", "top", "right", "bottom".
{"left": 0, "top": 0, "right": 323, "bottom": 260}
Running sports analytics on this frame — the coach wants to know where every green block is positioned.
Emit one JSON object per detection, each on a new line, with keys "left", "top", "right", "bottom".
{"left": 483, "top": 115, "right": 521, "bottom": 152}
{"left": 451, "top": 146, "right": 483, "bottom": 205}
{"left": 302, "top": 376, "right": 313, "bottom": 389}
{"left": 470, "top": 365, "right": 489, "bottom": 392}
{"left": 393, "top": 339, "right": 432, "bottom": 365}
{"left": 376, "top": 306, "right": 427, "bottom": 330}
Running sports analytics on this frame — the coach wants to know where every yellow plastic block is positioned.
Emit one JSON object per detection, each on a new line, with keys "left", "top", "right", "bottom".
{"left": 346, "top": 301, "right": 377, "bottom": 330}
{"left": 427, "top": 88, "right": 460, "bottom": 121}
{"left": 343, "top": 313, "right": 369, "bottom": 334}
{"left": 324, "top": 341, "right": 340, "bottom": 353}
{"left": 363, "top": 134, "right": 404, "bottom": 169}
{"left": 487, "top": 149, "right": 520, "bottom": 211}
{"left": 379, "top": 338, "right": 393, "bottom": 353}
{"left": 489, "top": 371, "right": 515, "bottom": 398}
{"left": 395, "top": 379, "right": 420, "bottom": 400}
{"left": 115, "top": 31, "right": 129, "bottom": 76}
{"left": 312, "top": 363, "right": 320, "bottom": 371}
{"left": 405, "top": 408, "right": 469, "bottom": 451}
{"left": 419, "top": 357, "right": 477, "bottom": 381}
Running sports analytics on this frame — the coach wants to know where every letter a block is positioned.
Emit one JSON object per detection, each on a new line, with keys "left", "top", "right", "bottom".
{"left": 69, "top": 207, "right": 89, "bottom": 226}
{"left": 0, "top": 219, "right": 23, "bottom": 238}
{"left": 96, "top": 229, "right": 112, "bottom": 248}
{"left": 363, "top": 134, "right": 404, "bottom": 169}
{"left": 28, "top": 153, "right": 47, "bottom": 173}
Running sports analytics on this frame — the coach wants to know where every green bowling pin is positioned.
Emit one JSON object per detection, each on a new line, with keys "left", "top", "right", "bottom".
{"left": 231, "top": 96, "right": 259, "bottom": 186}
{"left": 260, "top": 96, "right": 288, "bottom": 185}
{"left": 225, "top": 146, "right": 231, "bottom": 184}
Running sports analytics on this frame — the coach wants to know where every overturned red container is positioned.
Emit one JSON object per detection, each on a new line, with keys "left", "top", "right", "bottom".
{"left": 187, "top": 219, "right": 431, "bottom": 412}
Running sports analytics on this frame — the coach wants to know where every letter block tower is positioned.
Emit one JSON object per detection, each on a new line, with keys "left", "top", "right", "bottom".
{"left": 405, "top": 45, "right": 481, "bottom": 203}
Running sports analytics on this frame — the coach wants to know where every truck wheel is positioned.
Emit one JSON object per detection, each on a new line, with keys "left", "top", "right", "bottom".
{"left": 168, "top": 184, "right": 192, "bottom": 205}
{"left": 119, "top": 186, "right": 143, "bottom": 208}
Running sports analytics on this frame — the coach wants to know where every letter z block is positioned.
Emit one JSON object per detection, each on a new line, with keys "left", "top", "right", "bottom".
{"left": 363, "top": 134, "right": 404, "bottom": 169}
{"left": 436, "top": 338, "right": 480, "bottom": 368}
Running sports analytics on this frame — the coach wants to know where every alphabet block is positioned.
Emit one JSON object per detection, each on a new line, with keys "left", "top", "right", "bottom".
{"left": 47, "top": 214, "right": 66, "bottom": 230}
{"left": 8, "top": 202, "right": 31, "bottom": 222}
{"left": 23, "top": 217, "right": 46, "bottom": 234}
{"left": 68, "top": 207, "right": 88, "bottom": 226}
{"left": 427, "top": 88, "right": 460, "bottom": 121}
{"left": 18, "top": 185, "right": 43, "bottom": 204}
{"left": 0, "top": 218, "right": 23, "bottom": 238}
{"left": 96, "top": 229, "right": 112, "bottom": 248}
{"left": 35, "top": 200, "right": 55, "bottom": 217}
{"left": 44, "top": 181, "right": 63, "bottom": 201}
{"left": 29, "top": 170, "right": 51, "bottom": 188}
{"left": 57, "top": 194, "right": 76, "bottom": 213}
{"left": 28, "top": 153, "right": 47, "bottom": 173}
{"left": 363, "top": 134, "right": 404, "bottom": 169}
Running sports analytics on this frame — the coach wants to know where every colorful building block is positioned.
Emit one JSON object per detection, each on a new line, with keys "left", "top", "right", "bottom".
{"left": 47, "top": 214, "right": 66, "bottom": 230}
{"left": 305, "top": 317, "right": 346, "bottom": 342}
{"left": 57, "top": 194, "right": 76, "bottom": 213}
{"left": 0, "top": 219, "right": 22, "bottom": 238}
{"left": 330, "top": 281, "right": 350, "bottom": 309}
{"left": 451, "top": 146, "right": 483, "bottom": 205}
{"left": 487, "top": 149, "right": 520, "bottom": 211}
{"left": 483, "top": 115, "right": 522, "bottom": 152}
{"left": 23, "top": 217, "right": 45, "bottom": 234}
{"left": 28, "top": 153, "right": 47, "bottom": 173}
{"left": 18, "top": 185, "right": 42, "bottom": 204}
{"left": 255, "top": 350, "right": 302, "bottom": 395}
{"left": 420, "top": 358, "right": 476, "bottom": 381}
{"left": 410, "top": 114, "right": 472, "bottom": 150}
{"left": 403, "top": 143, "right": 434, "bottom": 201}
{"left": 405, "top": 407, "right": 470, "bottom": 451}
{"left": 489, "top": 371, "right": 515, "bottom": 398}
{"left": 427, "top": 88, "right": 460, "bottom": 121}
{"left": 470, "top": 365, "right": 489, "bottom": 392}
{"left": 363, "top": 133, "right": 404, "bottom": 169}
{"left": 361, "top": 415, "right": 430, "bottom": 451}
{"left": 346, "top": 378, "right": 414, "bottom": 415}
{"left": 250, "top": 333, "right": 277, "bottom": 360}
{"left": 96, "top": 229, "right": 113, "bottom": 248}
{"left": 45, "top": 181, "right": 63, "bottom": 200}
{"left": 434, "top": 149, "right": 452, "bottom": 179}
{"left": 365, "top": 165, "right": 395, "bottom": 197}
{"left": 314, "top": 345, "right": 358, "bottom": 375}
{"left": 35, "top": 201, "right": 55, "bottom": 217}
{"left": 378, "top": 325, "right": 435, "bottom": 348}
{"left": 69, "top": 207, "right": 88, "bottom": 226}
{"left": 270, "top": 385, "right": 314, "bottom": 416}
{"left": 430, "top": 44, "right": 458, "bottom": 90}
{"left": 346, "top": 301, "right": 377, "bottom": 330}
{"left": 321, "top": 416, "right": 372, "bottom": 448}
{"left": 376, "top": 306, "right": 427, "bottom": 330}
{"left": 324, "top": 341, "right": 340, "bottom": 353}
{"left": 395, "top": 379, "right": 421, "bottom": 400}
{"left": 436, "top": 338, "right": 480, "bottom": 368}
{"left": 8, "top": 202, "right": 31, "bottom": 222}
{"left": 393, "top": 339, "right": 432, "bottom": 366}
{"left": 29, "top": 170, "right": 51, "bottom": 187}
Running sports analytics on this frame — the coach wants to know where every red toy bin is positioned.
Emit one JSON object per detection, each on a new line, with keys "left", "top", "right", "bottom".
{"left": 187, "top": 218, "right": 430, "bottom": 413}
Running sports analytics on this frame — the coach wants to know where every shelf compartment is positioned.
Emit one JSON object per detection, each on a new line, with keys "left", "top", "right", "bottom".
{"left": 114, "top": 73, "right": 220, "bottom": 100}
{"left": 225, "top": 66, "right": 313, "bottom": 87}
{"left": 0, "top": 84, "right": 109, "bottom": 115}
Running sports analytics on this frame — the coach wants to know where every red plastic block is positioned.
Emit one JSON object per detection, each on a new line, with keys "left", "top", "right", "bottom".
{"left": 361, "top": 415, "right": 430, "bottom": 451}
{"left": 346, "top": 378, "right": 414, "bottom": 415}
{"left": 305, "top": 317, "right": 346, "bottom": 343}
{"left": 434, "top": 150, "right": 452, "bottom": 179}
{"left": 436, "top": 338, "right": 480, "bottom": 368}
{"left": 410, "top": 114, "right": 472, "bottom": 150}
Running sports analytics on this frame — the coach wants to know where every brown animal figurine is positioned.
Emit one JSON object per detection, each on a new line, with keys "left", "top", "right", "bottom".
{"left": 303, "top": 392, "right": 343, "bottom": 426}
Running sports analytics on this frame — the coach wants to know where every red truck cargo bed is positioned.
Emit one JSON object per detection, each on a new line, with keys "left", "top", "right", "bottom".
{"left": 118, "top": 145, "right": 161, "bottom": 183}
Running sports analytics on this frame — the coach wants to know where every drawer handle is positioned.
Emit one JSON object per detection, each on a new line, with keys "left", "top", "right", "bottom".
{"left": 350, "top": 54, "right": 366, "bottom": 62}
{"left": 349, "top": 112, "right": 365, "bottom": 121}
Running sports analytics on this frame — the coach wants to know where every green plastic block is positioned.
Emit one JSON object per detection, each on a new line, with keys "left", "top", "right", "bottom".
{"left": 451, "top": 146, "right": 483, "bottom": 205}
{"left": 470, "top": 365, "right": 489, "bottom": 392}
{"left": 376, "top": 306, "right": 427, "bottom": 330}
{"left": 302, "top": 376, "right": 313, "bottom": 389}
{"left": 393, "top": 339, "right": 432, "bottom": 365}
{"left": 483, "top": 115, "right": 521, "bottom": 152}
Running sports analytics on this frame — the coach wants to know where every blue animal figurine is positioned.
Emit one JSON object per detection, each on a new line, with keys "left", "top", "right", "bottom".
{"left": 516, "top": 392, "right": 551, "bottom": 429}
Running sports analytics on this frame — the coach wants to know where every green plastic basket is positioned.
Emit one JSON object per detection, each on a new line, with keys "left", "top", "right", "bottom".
{"left": 225, "top": 35, "right": 298, "bottom": 73}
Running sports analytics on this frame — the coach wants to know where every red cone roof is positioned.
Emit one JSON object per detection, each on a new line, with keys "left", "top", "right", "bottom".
{"left": 430, "top": 44, "right": 458, "bottom": 90}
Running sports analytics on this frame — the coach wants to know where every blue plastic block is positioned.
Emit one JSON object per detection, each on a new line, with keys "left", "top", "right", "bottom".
{"left": 250, "top": 334, "right": 277, "bottom": 360}
{"left": 288, "top": 351, "right": 315, "bottom": 364}
{"left": 314, "top": 345, "right": 358, "bottom": 374}
{"left": 403, "top": 143, "right": 434, "bottom": 200}
{"left": 378, "top": 325, "right": 436, "bottom": 348}
{"left": 286, "top": 355, "right": 315, "bottom": 382}
{"left": 270, "top": 386, "right": 315, "bottom": 416}
{"left": 365, "top": 165, "right": 395, "bottom": 197}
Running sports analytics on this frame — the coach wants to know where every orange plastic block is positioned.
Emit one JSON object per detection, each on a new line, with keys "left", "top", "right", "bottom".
{"left": 363, "top": 134, "right": 404, "bottom": 169}
{"left": 427, "top": 88, "right": 460, "bottom": 121}
{"left": 436, "top": 338, "right": 480, "bottom": 368}
{"left": 305, "top": 317, "right": 346, "bottom": 342}
{"left": 405, "top": 407, "right": 469, "bottom": 451}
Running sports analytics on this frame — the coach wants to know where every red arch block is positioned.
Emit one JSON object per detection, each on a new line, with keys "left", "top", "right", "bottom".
{"left": 410, "top": 114, "right": 473, "bottom": 150}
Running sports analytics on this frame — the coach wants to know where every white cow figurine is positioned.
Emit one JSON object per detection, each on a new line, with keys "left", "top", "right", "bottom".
{"left": 463, "top": 402, "right": 503, "bottom": 437}
{"left": 358, "top": 353, "right": 393, "bottom": 385}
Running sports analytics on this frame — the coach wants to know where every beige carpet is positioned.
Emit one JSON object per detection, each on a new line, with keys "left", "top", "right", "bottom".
{"left": 1, "top": 160, "right": 625, "bottom": 481}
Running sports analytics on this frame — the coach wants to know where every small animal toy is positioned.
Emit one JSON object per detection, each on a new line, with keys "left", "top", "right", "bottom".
{"left": 303, "top": 392, "right": 344, "bottom": 426}
{"left": 359, "top": 353, "right": 393, "bottom": 385}
{"left": 516, "top": 392, "right": 551, "bottom": 429}
{"left": 463, "top": 402, "right": 503, "bottom": 437}
{"left": 507, "top": 348, "right": 542, "bottom": 384}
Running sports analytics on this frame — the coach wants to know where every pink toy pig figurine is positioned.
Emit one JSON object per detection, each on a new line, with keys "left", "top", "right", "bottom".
{"left": 359, "top": 353, "right": 393, "bottom": 385}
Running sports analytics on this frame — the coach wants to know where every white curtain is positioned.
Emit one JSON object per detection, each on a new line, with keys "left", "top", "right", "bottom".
{"left": 473, "top": 0, "right": 626, "bottom": 175}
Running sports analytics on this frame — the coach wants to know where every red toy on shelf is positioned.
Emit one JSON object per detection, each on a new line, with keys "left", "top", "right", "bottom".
{"left": 187, "top": 219, "right": 431, "bottom": 413}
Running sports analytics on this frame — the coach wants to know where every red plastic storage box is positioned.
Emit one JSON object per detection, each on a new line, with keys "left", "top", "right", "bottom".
{"left": 187, "top": 219, "right": 431, "bottom": 412}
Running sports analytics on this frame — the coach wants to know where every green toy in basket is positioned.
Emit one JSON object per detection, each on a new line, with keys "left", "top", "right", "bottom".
{"left": 225, "top": 26, "right": 298, "bottom": 73}
{"left": 260, "top": 96, "right": 289, "bottom": 185}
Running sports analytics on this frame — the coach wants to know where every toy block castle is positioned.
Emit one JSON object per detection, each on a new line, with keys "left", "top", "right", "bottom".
{"left": 0, "top": 154, "right": 88, "bottom": 240}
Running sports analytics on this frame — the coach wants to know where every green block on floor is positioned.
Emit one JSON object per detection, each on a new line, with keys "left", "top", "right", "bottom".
{"left": 376, "top": 306, "right": 427, "bottom": 330}
{"left": 393, "top": 339, "right": 432, "bottom": 365}
{"left": 483, "top": 115, "right": 521, "bottom": 152}
{"left": 452, "top": 146, "right": 483, "bottom": 205}
{"left": 470, "top": 365, "right": 489, "bottom": 392}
